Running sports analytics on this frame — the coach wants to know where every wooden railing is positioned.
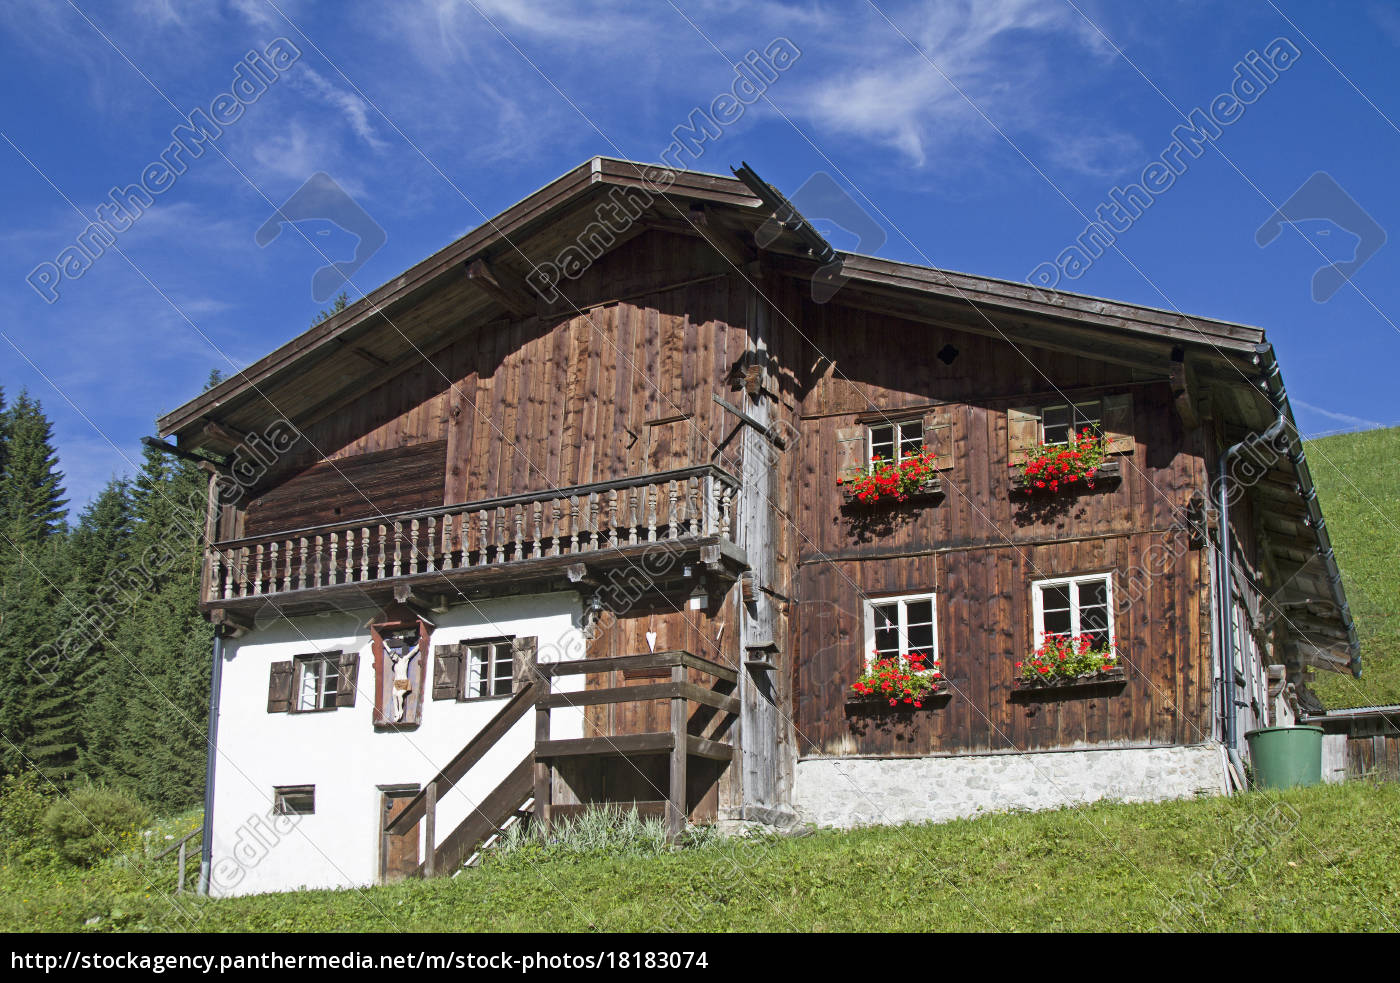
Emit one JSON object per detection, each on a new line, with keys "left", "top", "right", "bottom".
{"left": 385, "top": 650, "right": 741, "bottom": 879}
{"left": 205, "top": 465, "right": 739, "bottom": 603}
{"left": 534, "top": 650, "right": 739, "bottom": 840}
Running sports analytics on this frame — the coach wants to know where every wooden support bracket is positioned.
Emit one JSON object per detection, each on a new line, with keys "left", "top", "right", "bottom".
{"left": 465, "top": 258, "right": 536, "bottom": 319}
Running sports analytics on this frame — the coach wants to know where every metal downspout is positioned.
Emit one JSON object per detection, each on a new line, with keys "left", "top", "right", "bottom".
{"left": 197, "top": 632, "right": 225, "bottom": 896}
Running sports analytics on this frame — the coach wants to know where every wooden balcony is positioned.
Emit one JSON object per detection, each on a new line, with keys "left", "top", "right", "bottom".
{"left": 204, "top": 465, "right": 744, "bottom": 618}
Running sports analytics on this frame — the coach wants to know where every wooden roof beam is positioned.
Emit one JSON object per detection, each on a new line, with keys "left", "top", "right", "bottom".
{"left": 465, "top": 258, "right": 537, "bottom": 320}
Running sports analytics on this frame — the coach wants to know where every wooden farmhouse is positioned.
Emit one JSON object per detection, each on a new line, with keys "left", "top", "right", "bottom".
{"left": 157, "top": 158, "right": 1358, "bottom": 895}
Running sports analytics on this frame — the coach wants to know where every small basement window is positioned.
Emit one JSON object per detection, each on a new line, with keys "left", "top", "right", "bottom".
{"left": 868, "top": 419, "right": 924, "bottom": 465}
{"left": 1033, "top": 574, "right": 1114, "bottom": 650}
{"left": 463, "top": 639, "right": 514, "bottom": 700}
{"left": 273, "top": 785, "right": 315, "bottom": 816}
{"left": 1041, "top": 400, "right": 1102, "bottom": 446}
{"left": 865, "top": 592, "right": 938, "bottom": 663}
{"left": 294, "top": 655, "right": 341, "bottom": 712}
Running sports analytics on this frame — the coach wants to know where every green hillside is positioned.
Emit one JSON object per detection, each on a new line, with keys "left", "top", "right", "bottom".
{"left": 1303, "top": 426, "right": 1400, "bottom": 709}
{"left": 2, "top": 783, "right": 1396, "bottom": 932}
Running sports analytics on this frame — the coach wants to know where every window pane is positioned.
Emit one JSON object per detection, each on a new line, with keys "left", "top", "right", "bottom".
{"left": 869, "top": 425, "right": 894, "bottom": 462}
{"left": 1041, "top": 584, "right": 1070, "bottom": 613}
{"left": 319, "top": 663, "right": 339, "bottom": 709}
{"left": 1042, "top": 406, "right": 1070, "bottom": 445}
{"left": 467, "top": 647, "right": 488, "bottom": 698}
{"left": 1079, "top": 579, "right": 1108, "bottom": 609}
{"left": 872, "top": 603, "right": 899, "bottom": 655}
{"left": 898, "top": 420, "right": 923, "bottom": 457}
{"left": 1043, "top": 608, "right": 1072, "bottom": 636}
{"left": 297, "top": 665, "right": 318, "bottom": 711}
{"left": 492, "top": 644, "right": 513, "bottom": 696}
{"left": 906, "top": 621, "right": 934, "bottom": 653}
{"left": 1073, "top": 401, "right": 1103, "bottom": 437}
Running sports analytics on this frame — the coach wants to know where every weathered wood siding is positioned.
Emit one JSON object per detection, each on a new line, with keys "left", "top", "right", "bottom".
{"left": 772, "top": 288, "right": 1212, "bottom": 756}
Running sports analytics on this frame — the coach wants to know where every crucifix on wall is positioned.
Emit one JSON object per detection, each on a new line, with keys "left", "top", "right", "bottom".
{"left": 369, "top": 603, "right": 433, "bottom": 728}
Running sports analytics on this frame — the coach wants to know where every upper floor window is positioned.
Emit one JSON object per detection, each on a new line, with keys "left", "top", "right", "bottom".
{"left": 868, "top": 419, "right": 923, "bottom": 464}
{"left": 1032, "top": 574, "right": 1114, "bottom": 651}
{"left": 865, "top": 592, "right": 938, "bottom": 663}
{"left": 433, "top": 636, "right": 537, "bottom": 703}
{"left": 267, "top": 651, "right": 359, "bottom": 715}
{"left": 295, "top": 654, "right": 341, "bottom": 712}
{"left": 1008, "top": 393, "right": 1135, "bottom": 465}
{"left": 1040, "top": 400, "right": 1102, "bottom": 446}
{"left": 464, "top": 639, "right": 515, "bottom": 699}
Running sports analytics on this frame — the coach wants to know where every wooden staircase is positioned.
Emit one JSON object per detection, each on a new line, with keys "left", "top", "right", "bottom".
{"left": 384, "top": 649, "right": 739, "bottom": 878}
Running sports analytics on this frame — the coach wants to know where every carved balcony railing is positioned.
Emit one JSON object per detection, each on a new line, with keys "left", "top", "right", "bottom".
{"left": 204, "top": 465, "right": 740, "bottom": 606}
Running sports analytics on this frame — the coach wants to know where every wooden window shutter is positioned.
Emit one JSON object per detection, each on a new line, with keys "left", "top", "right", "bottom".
{"left": 922, "top": 407, "right": 955, "bottom": 470}
{"left": 1007, "top": 407, "right": 1041, "bottom": 466}
{"left": 1101, "top": 393, "right": 1135, "bottom": 453}
{"left": 834, "top": 425, "right": 867, "bottom": 480}
{"left": 433, "top": 644, "right": 463, "bottom": 701}
{"left": 511, "top": 636, "right": 538, "bottom": 692}
{"left": 266, "top": 661, "right": 294, "bottom": 713}
{"left": 335, "top": 651, "right": 359, "bottom": 708}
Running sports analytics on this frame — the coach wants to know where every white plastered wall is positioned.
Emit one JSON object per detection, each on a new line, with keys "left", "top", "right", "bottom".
{"left": 208, "top": 590, "right": 587, "bottom": 896}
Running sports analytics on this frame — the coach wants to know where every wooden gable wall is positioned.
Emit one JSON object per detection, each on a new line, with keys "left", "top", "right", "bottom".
{"left": 766, "top": 278, "right": 1214, "bottom": 757}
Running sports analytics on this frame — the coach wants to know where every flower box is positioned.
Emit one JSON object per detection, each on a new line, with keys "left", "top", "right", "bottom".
{"left": 846, "top": 679, "right": 952, "bottom": 712}
{"left": 1011, "top": 457, "right": 1120, "bottom": 492}
{"left": 841, "top": 476, "right": 943, "bottom": 506}
{"left": 1012, "top": 665, "right": 1126, "bottom": 691}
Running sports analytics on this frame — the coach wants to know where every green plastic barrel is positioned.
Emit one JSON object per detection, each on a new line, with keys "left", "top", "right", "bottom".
{"left": 1244, "top": 726, "right": 1324, "bottom": 788}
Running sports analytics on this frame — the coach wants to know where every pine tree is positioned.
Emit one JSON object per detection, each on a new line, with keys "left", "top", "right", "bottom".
{"left": 104, "top": 442, "right": 212, "bottom": 807}
{"left": 0, "top": 391, "right": 67, "bottom": 548}
{"left": 0, "top": 392, "right": 71, "bottom": 779}
{"left": 67, "top": 479, "right": 136, "bottom": 784}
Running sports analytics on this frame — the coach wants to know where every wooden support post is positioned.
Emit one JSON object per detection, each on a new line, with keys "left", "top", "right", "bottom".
{"left": 423, "top": 782, "right": 437, "bottom": 878}
{"left": 668, "top": 662, "right": 687, "bottom": 842}
{"left": 534, "top": 704, "right": 552, "bottom": 836}
{"left": 176, "top": 840, "right": 187, "bottom": 895}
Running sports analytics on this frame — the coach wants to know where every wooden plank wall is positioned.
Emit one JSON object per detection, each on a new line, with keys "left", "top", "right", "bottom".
{"left": 229, "top": 231, "right": 750, "bottom": 534}
{"left": 772, "top": 288, "right": 1213, "bottom": 756}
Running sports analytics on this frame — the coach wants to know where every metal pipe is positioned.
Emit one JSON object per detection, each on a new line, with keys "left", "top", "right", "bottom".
{"left": 1217, "top": 413, "right": 1288, "bottom": 785}
{"left": 197, "top": 632, "right": 225, "bottom": 896}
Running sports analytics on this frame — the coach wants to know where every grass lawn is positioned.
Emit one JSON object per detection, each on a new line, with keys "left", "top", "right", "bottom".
{"left": 3, "top": 782, "right": 1397, "bottom": 933}
{"left": 1303, "top": 426, "right": 1400, "bottom": 708}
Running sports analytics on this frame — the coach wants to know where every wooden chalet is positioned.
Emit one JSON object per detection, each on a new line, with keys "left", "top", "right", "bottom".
{"left": 158, "top": 158, "right": 1358, "bottom": 894}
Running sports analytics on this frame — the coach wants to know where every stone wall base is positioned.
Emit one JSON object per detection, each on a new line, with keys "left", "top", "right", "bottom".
{"left": 792, "top": 743, "right": 1229, "bottom": 829}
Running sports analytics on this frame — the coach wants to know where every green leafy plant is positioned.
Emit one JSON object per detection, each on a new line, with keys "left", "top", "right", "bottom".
{"left": 840, "top": 450, "right": 937, "bottom": 503}
{"left": 41, "top": 785, "right": 153, "bottom": 868}
{"left": 0, "top": 772, "right": 60, "bottom": 867}
{"left": 851, "top": 650, "right": 946, "bottom": 706}
{"left": 1018, "top": 428, "right": 1106, "bottom": 492}
{"left": 1017, "top": 633, "right": 1116, "bottom": 684}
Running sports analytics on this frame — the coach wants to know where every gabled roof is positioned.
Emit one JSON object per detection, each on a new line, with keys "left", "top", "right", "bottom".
{"left": 157, "top": 156, "right": 1265, "bottom": 445}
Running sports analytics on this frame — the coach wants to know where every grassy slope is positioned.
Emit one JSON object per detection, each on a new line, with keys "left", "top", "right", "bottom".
{"left": 1303, "top": 426, "right": 1400, "bottom": 708}
{"left": 4, "top": 783, "right": 1398, "bottom": 932}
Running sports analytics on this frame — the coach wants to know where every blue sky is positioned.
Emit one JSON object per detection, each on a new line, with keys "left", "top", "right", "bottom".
{"left": 2, "top": 0, "right": 1397, "bottom": 509}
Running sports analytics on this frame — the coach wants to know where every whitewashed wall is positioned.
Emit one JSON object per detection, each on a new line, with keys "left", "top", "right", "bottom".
{"left": 208, "top": 591, "right": 586, "bottom": 897}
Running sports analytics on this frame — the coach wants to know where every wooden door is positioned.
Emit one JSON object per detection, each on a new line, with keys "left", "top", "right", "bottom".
{"left": 379, "top": 789, "right": 420, "bottom": 882}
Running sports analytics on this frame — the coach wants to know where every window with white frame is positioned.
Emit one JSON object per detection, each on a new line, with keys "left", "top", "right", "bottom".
{"left": 1040, "top": 399, "right": 1102, "bottom": 446}
{"left": 294, "top": 655, "right": 340, "bottom": 712}
{"left": 867, "top": 419, "right": 924, "bottom": 465}
{"left": 463, "top": 639, "right": 514, "bottom": 699}
{"left": 865, "top": 592, "right": 938, "bottom": 663}
{"left": 1032, "top": 574, "right": 1114, "bottom": 650}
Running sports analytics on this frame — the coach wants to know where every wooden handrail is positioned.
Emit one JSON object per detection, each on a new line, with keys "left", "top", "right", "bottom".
{"left": 151, "top": 826, "right": 202, "bottom": 861}
{"left": 540, "top": 650, "right": 738, "bottom": 684}
{"left": 384, "top": 678, "right": 539, "bottom": 837}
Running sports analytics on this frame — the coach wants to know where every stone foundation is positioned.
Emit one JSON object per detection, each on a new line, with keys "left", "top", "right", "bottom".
{"left": 793, "top": 743, "right": 1228, "bottom": 829}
